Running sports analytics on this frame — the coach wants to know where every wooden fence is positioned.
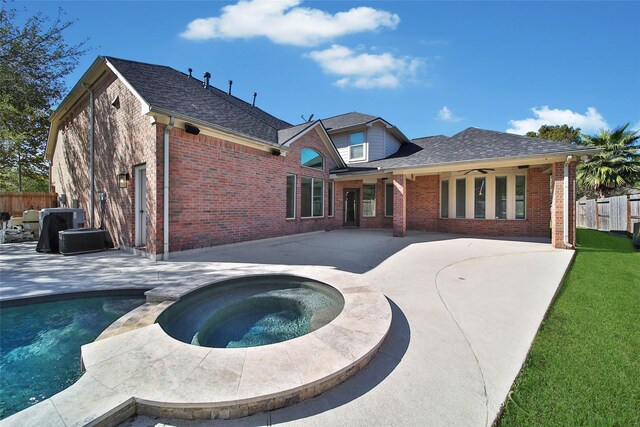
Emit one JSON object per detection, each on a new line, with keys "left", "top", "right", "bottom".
{"left": 0, "top": 192, "right": 58, "bottom": 216}
{"left": 577, "top": 195, "right": 640, "bottom": 233}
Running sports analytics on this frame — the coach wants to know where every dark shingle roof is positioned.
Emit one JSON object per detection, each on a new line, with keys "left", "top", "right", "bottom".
{"left": 277, "top": 121, "right": 316, "bottom": 145}
{"left": 105, "top": 57, "right": 291, "bottom": 145}
{"left": 335, "top": 127, "right": 597, "bottom": 174}
{"left": 320, "top": 112, "right": 379, "bottom": 131}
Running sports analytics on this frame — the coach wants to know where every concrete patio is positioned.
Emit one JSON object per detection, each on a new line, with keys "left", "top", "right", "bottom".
{"left": 0, "top": 229, "right": 574, "bottom": 426}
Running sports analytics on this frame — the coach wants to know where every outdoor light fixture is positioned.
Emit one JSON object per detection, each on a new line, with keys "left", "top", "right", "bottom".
{"left": 117, "top": 173, "right": 130, "bottom": 188}
{"left": 185, "top": 123, "right": 200, "bottom": 135}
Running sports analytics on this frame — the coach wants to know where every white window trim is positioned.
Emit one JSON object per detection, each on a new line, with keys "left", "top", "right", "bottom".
{"left": 328, "top": 181, "right": 335, "bottom": 217}
{"left": 442, "top": 171, "right": 528, "bottom": 220}
{"left": 286, "top": 174, "right": 296, "bottom": 220}
{"left": 301, "top": 176, "right": 325, "bottom": 219}
{"left": 348, "top": 142, "right": 368, "bottom": 162}
{"left": 385, "top": 182, "right": 394, "bottom": 217}
{"left": 362, "top": 183, "right": 376, "bottom": 217}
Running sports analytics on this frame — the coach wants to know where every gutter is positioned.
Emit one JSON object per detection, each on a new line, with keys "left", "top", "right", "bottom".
{"left": 163, "top": 116, "right": 175, "bottom": 260}
{"left": 563, "top": 155, "right": 573, "bottom": 248}
{"left": 82, "top": 83, "right": 95, "bottom": 228}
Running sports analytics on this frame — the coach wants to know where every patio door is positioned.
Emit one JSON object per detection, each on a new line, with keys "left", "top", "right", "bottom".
{"left": 343, "top": 189, "right": 360, "bottom": 227}
{"left": 134, "top": 165, "right": 147, "bottom": 247}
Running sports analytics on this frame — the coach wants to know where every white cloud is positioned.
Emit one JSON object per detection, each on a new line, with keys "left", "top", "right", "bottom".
{"left": 436, "top": 106, "right": 463, "bottom": 122}
{"left": 507, "top": 106, "right": 609, "bottom": 135}
{"left": 306, "top": 44, "right": 424, "bottom": 89}
{"left": 180, "top": 0, "right": 400, "bottom": 47}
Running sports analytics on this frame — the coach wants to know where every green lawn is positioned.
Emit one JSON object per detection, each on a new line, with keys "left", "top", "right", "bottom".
{"left": 498, "top": 229, "right": 640, "bottom": 426}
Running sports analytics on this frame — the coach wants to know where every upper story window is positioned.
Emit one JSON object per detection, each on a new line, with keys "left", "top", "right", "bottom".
{"left": 349, "top": 131, "right": 366, "bottom": 161}
{"left": 301, "top": 148, "right": 323, "bottom": 170}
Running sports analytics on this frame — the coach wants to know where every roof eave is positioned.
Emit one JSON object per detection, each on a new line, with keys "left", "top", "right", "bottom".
{"left": 333, "top": 148, "right": 601, "bottom": 178}
{"left": 149, "top": 106, "right": 288, "bottom": 151}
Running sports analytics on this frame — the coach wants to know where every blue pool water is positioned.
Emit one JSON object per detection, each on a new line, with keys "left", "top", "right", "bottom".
{"left": 0, "top": 295, "right": 145, "bottom": 419}
{"left": 158, "top": 275, "right": 344, "bottom": 348}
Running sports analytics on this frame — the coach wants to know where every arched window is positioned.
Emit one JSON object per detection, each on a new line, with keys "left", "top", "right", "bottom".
{"left": 301, "top": 148, "right": 324, "bottom": 170}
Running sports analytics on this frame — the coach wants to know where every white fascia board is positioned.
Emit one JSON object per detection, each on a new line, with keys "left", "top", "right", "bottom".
{"left": 151, "top": 108, "right": 290, "bottom": 154}
{"left": 104, "top": 58, "right": 151, "bottom": 115}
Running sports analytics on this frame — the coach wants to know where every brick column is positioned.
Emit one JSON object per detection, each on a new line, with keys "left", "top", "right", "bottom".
{"left": 551, "top": 160, "right": 576, "bottom": 249}
{"left": 393, "top": 174, "right": 407, "bottom": 237}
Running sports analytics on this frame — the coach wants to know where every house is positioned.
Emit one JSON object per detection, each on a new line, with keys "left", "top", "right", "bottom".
{"left": 46, "top": 56, "right": 598, "bottom": 259}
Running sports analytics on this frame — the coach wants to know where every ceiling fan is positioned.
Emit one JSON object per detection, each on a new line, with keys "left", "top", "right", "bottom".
{"left": 460, "top": 168, "right": 495, "bottom": 175}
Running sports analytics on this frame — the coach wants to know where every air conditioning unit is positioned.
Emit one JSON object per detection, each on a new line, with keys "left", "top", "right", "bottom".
{"left": 59, "top": 228, "right": 106, "bottom": 255}
{"left": 36, "top": 208, "right": 86, "bottom": 253}
{"left": 39, "top": 208, "right": 86, "bottom": 230}
{"left": 633, "top": 222, "right": 640, "bottom": 249}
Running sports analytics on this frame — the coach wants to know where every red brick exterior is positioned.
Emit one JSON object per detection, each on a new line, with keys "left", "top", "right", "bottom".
{"left": 166, "top": 126, "right": 341, "bottom": 252}
{"left": 50, "top": 72, "right": 161, "bottom": 253}
{"left": 51, "top": 70, "right": 574, "bottom": 256}
{"left": 437, "top": 167, "right": 551, "bottom": 238}
{"left": 393, "top": 174, "right": 407, "bottom": 237}
{"left": 551, "top": 161, "right": 576, "bottom": 248}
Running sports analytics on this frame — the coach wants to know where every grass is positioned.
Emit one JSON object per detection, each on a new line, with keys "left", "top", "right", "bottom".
{"left": 498, "top": 229, "right": 640, "bottom": 426}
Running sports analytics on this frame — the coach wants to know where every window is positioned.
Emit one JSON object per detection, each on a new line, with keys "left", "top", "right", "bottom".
{"left": 301, "top": 148, "right": 323, "bottom": 170}
{"left": 441, "top": 180, "right": 449, "bottom": 218}
{"left": 349, "top": 131, "right": 366, "bottom": 161}
{"left": 456, "top": 178, "right": 466, "bottom": 218}
{"left": 286, "top": 174, "right": 296, "bottom": 219}
{"left": 515, "top": 175, "right": 526, "bottom": 219}
{"left": 474, "top": 177, "right": 486, "bottom": 219}
{"left": 350, "top": 131, "right": 365, "bottom": 145}
{"left": 328, "top": 181, "right": 334, "bottom": 217}
{"left": 362, "top": 184, "right": 376, "bottom": 217}
{"left": 495, "top": 176, "right": 507, "bottom": 219}
{"left": 301, "top": 177, "right": 324, "bottom": 218}
{"left": 385, "top": 182, "right": 394, "bottom": 217}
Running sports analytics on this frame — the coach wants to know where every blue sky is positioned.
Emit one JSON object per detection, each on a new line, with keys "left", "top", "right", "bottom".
{"left": 15, "top": 0, "right": 640, "bottom": 139}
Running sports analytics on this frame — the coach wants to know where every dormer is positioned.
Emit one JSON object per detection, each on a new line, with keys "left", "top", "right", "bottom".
{"left": 320, "top": 112, "right": 410, "bottom": 164}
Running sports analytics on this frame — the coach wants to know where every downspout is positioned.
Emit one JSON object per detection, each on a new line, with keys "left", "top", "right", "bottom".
{"left": 563, "top": 155, "right": 573, "bottom": 248}
{"left": 82, "top": 83, "right": 95, "bottom": 228}
{"left": 163, "top": 116, "right": 175, "bottom": 260}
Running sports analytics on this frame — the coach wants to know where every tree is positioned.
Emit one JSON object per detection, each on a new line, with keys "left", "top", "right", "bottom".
{"left": 0, "top": 2, "right": 86, "bottom": 191}
{"left": 526, "top": 124, "right": 581, "bottom": 144}
{"left": 577, "top": 124, "right": 640, "bottom": 198}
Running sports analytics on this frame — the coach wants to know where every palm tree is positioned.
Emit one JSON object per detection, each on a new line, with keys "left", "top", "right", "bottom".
{"left": 578, "top": 124, "right": 640, "bottom": 198}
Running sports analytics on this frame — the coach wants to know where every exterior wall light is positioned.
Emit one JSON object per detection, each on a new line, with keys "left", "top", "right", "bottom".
{"left": 117, "top": 173, "right": 130, "bottom": 188}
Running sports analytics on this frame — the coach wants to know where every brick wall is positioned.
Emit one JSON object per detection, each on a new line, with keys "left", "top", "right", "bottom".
{"left": 333, "top": 179, "right": 393, "bottom": 229}
{"left": 166, "top": 126, "right": 341, "bottom": 251}
{"left": 50, "top": 71, "right": 159, "bottom": 252}
{"left": 551, "top": 161, "right": 576, "bottom": 248}
{"left": 407, "top": 175, "right": 439, "bottom": 231}
{"left": 401, "top": 168, "right": 552, "bottom": 238}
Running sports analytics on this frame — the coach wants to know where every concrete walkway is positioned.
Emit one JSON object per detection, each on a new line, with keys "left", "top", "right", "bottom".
{"left": 0, "top": 230, "right": 574, "bottom": 426}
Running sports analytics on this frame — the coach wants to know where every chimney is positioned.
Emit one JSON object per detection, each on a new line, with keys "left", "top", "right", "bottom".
{"left": 228, "top": 80, "right": 233, "bottom": 95}
{"left": 252, "top": 92, "right": 257, "bottom": 107}
{"left": 188, "top": 68, "right": 192, "bottom": 78}
{"left": 203, "top": 72, "right": 211, "bottom": 88}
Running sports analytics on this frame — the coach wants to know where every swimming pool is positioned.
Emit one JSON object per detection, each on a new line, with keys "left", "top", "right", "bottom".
{"left": 0, "top": 294, "right": 145, "bottom": 419}
{"left": 157, "top": 275, "right": 344, "bottom": 348}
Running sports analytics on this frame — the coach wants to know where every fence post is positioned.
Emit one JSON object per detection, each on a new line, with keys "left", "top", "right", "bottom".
{"left": 627, "top": 196, "right": 633, "bottom": 234}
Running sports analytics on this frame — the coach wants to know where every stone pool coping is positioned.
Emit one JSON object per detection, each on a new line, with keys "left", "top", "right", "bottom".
{"left": 1, "top": 270, "right": 391, "bottom": 426}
